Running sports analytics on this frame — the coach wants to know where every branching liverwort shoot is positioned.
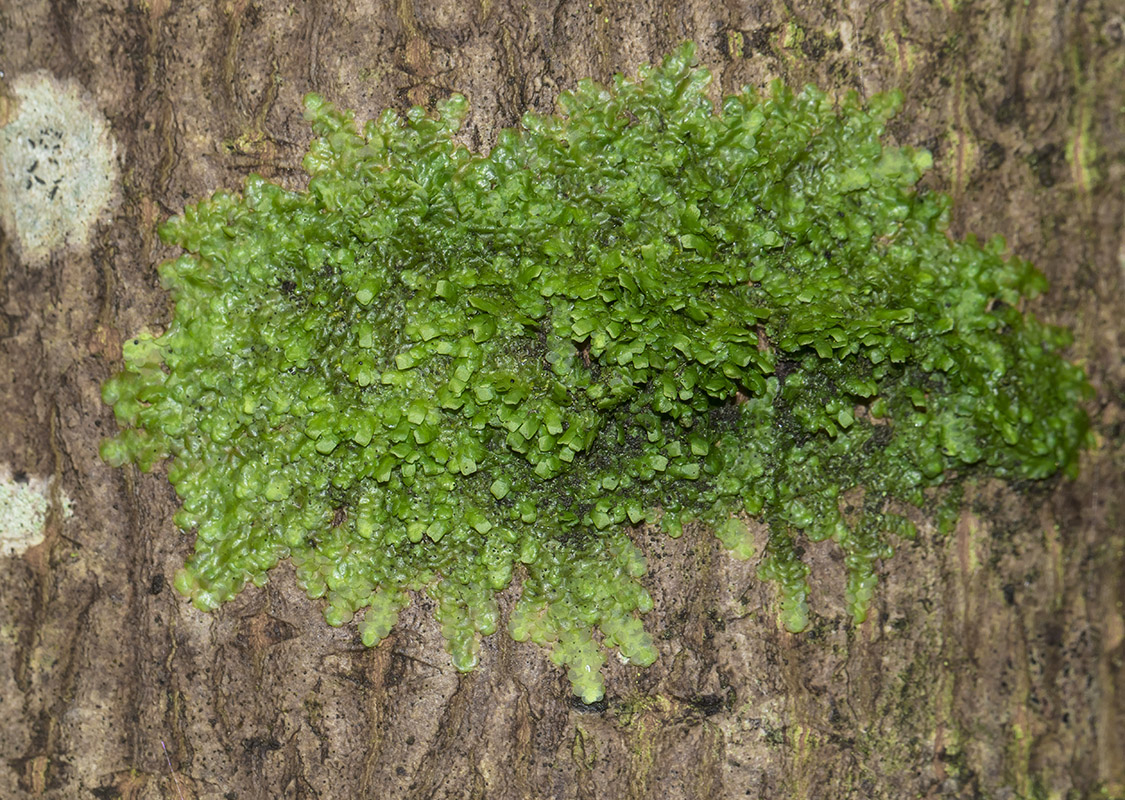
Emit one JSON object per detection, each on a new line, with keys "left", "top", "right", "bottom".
{"left": 102, "top": 44, "right": 1091, "bottom": 702}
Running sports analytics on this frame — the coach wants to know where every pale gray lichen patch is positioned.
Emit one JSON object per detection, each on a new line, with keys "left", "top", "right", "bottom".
{"left": 0, "top": 465, "right": 72, "bottom": 557}
{"left": 0, "top": 71, "right": 118, "bottom": 266}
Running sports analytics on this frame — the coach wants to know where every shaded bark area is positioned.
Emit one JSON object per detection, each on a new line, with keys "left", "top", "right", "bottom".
{"left": 1, "top": 1, "right": 1122, "bottom": 798}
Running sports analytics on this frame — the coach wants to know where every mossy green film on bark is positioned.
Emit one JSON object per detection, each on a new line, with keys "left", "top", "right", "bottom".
{"left": 101, "top": 44, "right": 1090, "bottom": 702}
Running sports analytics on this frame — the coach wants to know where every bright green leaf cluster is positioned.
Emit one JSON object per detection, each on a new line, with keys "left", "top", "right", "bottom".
{"left": 102, "top": 43, "right": 1091, "bottom": 701}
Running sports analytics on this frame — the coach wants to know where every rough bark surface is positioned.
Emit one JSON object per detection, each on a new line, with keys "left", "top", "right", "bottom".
{"left": 1, "top": 1, "right": 1122, "bottom": 798}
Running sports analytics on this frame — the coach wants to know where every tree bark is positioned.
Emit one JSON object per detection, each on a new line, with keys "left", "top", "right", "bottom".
{"left": 1, "top": 1, "right": 1122, "bottom": 798}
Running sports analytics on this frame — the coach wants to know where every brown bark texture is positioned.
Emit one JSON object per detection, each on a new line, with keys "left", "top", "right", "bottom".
{"left": 0, "top": 1, "right": 1122, "bottom": 798}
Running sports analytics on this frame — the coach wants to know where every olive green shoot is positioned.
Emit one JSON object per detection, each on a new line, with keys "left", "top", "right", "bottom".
{"left": 101, "top": 43, "right": 1091, "bottom": 702}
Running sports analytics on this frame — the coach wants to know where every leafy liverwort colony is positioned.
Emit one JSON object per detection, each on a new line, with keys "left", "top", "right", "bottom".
{"left": 102, "top": 44, "right": 1090, "bottom": 701}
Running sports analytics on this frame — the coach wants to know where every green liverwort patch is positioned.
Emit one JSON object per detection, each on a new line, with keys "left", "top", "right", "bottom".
{"left": 101, "top": 44, "right": 1091, "bottom": 702}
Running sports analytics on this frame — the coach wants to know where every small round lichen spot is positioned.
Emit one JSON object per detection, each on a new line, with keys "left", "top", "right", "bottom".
{"left": 0, "top": 465, "right": 72, "bottom": 557}
{"left": 0, "top": 71, "right": 118, "bottom": 266}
